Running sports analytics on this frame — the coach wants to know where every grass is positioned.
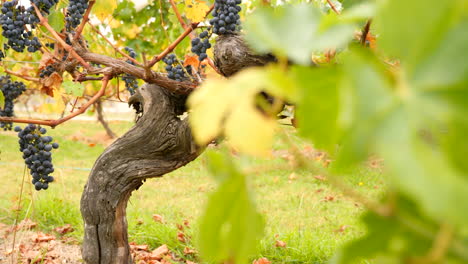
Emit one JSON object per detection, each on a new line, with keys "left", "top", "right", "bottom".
{"left": 0, "top": 120, "right": 385, "bottom": 263}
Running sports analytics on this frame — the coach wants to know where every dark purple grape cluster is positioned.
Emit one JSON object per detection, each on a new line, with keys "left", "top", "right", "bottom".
{"left": 210, "top": 0, "right": 242, "bottom": 35}
{"left": 65, "top": 0, "right": 89, "bottom": 31}
{"left": 191, "top": 30, "right": 211, "bottom": 61}
{"left": 15, "top": 124, "right": 59, "bottom": 191}
{"left": 163, "top": 54, "right": 191, "bottom": 82}
{"left": 122, "top": 47, "right": 138, "bottom": 95}
{"left": 39, "top": 64, "right": 58, "bottom": 78}
{"left": 0, "top": 0, "right": 51, "bottom": 53}
{"left": 0, "top": 75, "right": 26, "bottom": 130}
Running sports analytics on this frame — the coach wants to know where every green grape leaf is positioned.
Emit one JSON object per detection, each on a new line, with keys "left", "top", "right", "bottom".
{"left": 374, "top": 0, "right": 461, "bottom": 75}
{"left": 198, "top": 151, "right": 264, "bottom": 264}
{"left": 377, "top": 107, "right": 468, "bottom": 227}
{"left": 48, "top": 9, "right": 64, "bottom": 32}
{"left": 243, "top": 4, "right": 354, "bottom": 65}
{"left": 0, "top": 90, "right": 4, "bottom": 109}
{"left": 63, "top": 81, "right": 84, "bottom": 96}
{"left": 293, "top": 66, "right": 342, "bottom": 152}
{"left": 413, "top": 21, "right": 468, "bottom": 88}
{"left": 94, "top": 0, "right": 118, "bottom": 21}
{"left": 330, "top": 212, "right": 398, "bottom": 264}
{"left": 333, "top": 49, "right": 396, "bottom": 170}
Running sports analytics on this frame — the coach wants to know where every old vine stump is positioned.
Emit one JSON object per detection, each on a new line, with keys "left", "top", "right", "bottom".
{"left": 80, "top": 84, "right": 199, "bottom": 264}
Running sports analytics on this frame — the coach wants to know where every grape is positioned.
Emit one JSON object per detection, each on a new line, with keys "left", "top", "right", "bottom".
{"left": 65, "top": 0, "right": 89, "bottom": 31}
{"left": 162, "top": 54, "right": 192, "bottom": 82}
{"left": 122, "top": 47, "right": 138, "bottom": 95}
{"left": 0, "top": 75, "right": 26, "bottom": 130}
{"left": 191, "top": 30, "right": 212, "bottom": 62}
{"left": 39, "top": 64, "right": 58, "bottom": 78}
{"left": 210, "top": 0, "right": 242, "bottom": 35}
{"left": 16, "top": 124, "right": 59, "bottom": 191}
{"left": 0, "top": 0, "right": 58, "bottom": 53}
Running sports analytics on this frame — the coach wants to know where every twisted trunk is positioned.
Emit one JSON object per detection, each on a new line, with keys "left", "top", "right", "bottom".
{"left": 80, "top": 84, "right": 200, "bottom": 264}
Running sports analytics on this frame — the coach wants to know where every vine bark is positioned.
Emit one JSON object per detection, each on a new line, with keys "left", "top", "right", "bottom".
{"left": 80, "top": 84, "right": 200, "bottom": 264}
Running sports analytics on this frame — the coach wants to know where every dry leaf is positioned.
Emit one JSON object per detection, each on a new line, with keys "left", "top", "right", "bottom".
{"left": 183, "top": 247, "right": 196, "bottom": 255}
{"left": 275, "top": 240, "right": 286, "bottom": 248}
{"left": 32, "top": 232, "right": 55, "bottom": 243}
{"left": 53, "top": 224, "right": 74, "bottom": 235}
{"left": 150, "top": 244, "right": 168, "bottom": 260}
{"left": 314, "top": 175, "right": 326, "bottom": 181}
{"left": 253, "top": 257, "right": 271, "bottom": 264}
{"left": 288, "top": 173, "right": 297, "bottom": 180}
{"left": 19, "top": 219, "right": 37, "bottom": 230}
{"left": 177, "top": 232, "right": 187, "bottom": 243}
{"left": 334, "top": 225, "right": 349, "bottom": 233}
{"left": 176, "top": 223, "right": 184, "bottom": 231}
{"left": 152, "top": 214, "right": 164, "bottom": 223}
{"left": 130, "top": 242, "right": 149, "bottom": 251}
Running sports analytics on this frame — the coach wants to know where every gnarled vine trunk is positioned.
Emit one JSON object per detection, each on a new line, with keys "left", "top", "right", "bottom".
{"left": 80, "top": 33, "right": 270, "bottom": 264}
{"left": 80, "top": 84, "right": 199, "bottom": 264}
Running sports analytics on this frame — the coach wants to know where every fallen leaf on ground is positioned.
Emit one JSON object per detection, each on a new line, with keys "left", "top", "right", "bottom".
{"left": 334, "top": 225, "right": 349, "bottom": 233}
{"left": 53, "top": 224, "right": 74, "bottom": 235}
{"left": 18, "top": 219, "right": 37, "bottom": 230}
{"left": 288, "top": 173, "right": 297, "bottom": 180}
{"left": 150, "top": 244, "right": 168, "bottom": 260}
{"left": 130, "top": 242, "right": 149, "bottom": 251}
{"left": 183, "top": 247, "right": 196, "bottom": 255}
{"left": 177, "top": 232, "right": 187, "bottom": 243}
{"left": 275, "top": 240, "right": 287, "bottom": 248}
{"left": 253, "top": 257, "right": 271, "bottom": 264}
{"left": 152, "top": 214, "right": 164, "bottom": 223}
{"left": 314, "top": 175, "right": 326, "bottom": 181}
{"left": 32, "top": 232, "right": 55, "bottom": 243}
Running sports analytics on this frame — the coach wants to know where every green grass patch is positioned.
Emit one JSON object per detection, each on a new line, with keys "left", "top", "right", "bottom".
{"left": 0, "top": 120, "right": 385, "bottom": 263}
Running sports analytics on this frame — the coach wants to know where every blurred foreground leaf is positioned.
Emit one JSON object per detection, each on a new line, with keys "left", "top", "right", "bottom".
{"left": 198, "top": 151, "right": 264, "bottom": 264}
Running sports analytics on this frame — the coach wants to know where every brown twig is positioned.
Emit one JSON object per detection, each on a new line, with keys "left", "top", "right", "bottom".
{"left": 87, "top": 22, "right": 141, "bottom": 66}
{"left": 74, "top": 0, "right": 96, "bottom": 40}
{"left": 4, "top": 69, "right": 40, "bottom": 82}
{"left": 0, "top": 75, "right": 111, "bottom": 127}
{"left": 169, "top": 0, "right": 188, "bottom": 29}
{"left": 360, "top": 19, "right": 372, "bottom": 46}
{"left": 147, "top": 4, "right": 214, "bottom": 67}
{"left": 326, "top": 0, "right": 341, "bottom": 14}
{"left": 31, "top": 3, "right": 91, "bottom": 69}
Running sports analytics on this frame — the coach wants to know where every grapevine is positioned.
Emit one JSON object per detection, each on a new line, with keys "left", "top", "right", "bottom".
{"left": 0, "top": 75, "right": 26, "bottom": 130}
{"left": 15, "top": 124, "right": 59, "bottom": 191}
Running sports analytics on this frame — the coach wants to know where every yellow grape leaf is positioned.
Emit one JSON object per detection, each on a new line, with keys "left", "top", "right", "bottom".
{"left": 185, "top": 0, "right": 210, "bottom": 22}
{"left": 93, "top": 0, "right": 117, "bottom": 21}
{"left": 124, "top": 24, "right": 141, "bottom": 39}
{"left": 225, "top": 101, "right": 276, "bottom": 156}
{"left": 189, "top": 77, "right": 234, "bottom": 145}
{"left": 189, "top": 67, "right": 289, "bottom": 156}
{"left": 38, "top": 89, "right": 65, "bottom": 114}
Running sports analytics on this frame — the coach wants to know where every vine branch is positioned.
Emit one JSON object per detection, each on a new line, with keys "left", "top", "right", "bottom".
{"left": 147, "top": 4, "right": 214, "bottom": 68}
{"left": 0, "top": 75, "right": 111, "bottom": 127}
{"left": 74, "top": 0, "right": 96, "bottom": 40}
{"left": 326, "top": 0, "right": 341, "bottom": 14}
{"left": 31, "top": 3, "right": 91, "bottom": 69}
